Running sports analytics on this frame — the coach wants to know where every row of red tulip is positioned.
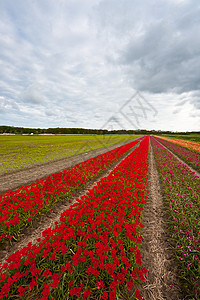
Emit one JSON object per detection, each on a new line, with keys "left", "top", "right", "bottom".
{"left": 0, "top": 137, "right": 149, "bottom": 299}
{"left": 0, "top": 140, "right": 139, "bottom": 243}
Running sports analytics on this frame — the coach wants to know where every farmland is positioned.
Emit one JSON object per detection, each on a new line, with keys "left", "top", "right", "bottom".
{"left": 0, "top": 134, "right": 140, "bottom": 175}
{"left": 157, "top": 135, "right": 200, "bottom": 154}
{"left": 0, "top": 134, "right": 199, "bottom": 299}
{"left": 162, "top": 133, "right": 200, "bottom": 144}
{"left": 154, "top": 136, "right": 200, "bottom": 172}
{"left": 0, "top": 140, "right": 139, "bottom": 243}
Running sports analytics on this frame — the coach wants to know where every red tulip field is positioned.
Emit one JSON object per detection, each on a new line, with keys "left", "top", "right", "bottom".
{"left": 0, "top": 140, "right": 139, "bottom": 244}
{"left": 0, "top": 135, "right": 199, "bottom": 299}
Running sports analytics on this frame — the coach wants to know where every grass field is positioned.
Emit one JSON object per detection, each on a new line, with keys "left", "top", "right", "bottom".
{"left": 0, "top": 134, "right": 141, "bottom": 175}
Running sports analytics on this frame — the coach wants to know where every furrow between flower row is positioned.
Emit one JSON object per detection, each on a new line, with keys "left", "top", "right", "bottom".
{"left": 0, "top": 140, "right": 139, "bottom": 243}
{"left": 0, "top": 137, "right": 149, "bottom": 300}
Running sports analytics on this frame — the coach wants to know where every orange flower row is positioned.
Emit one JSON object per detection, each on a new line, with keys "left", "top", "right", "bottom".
{"left": 154, "top": 136, "right": 200, "bottom": 153}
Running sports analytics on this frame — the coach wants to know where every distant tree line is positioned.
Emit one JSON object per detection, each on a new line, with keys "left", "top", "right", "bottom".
{"left": 0, "top": 126, "right": 199, "bottom": 135}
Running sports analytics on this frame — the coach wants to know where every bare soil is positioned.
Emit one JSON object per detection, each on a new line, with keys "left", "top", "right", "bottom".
{"left": 139, "top": 140, "right": 183, "bottom": 300}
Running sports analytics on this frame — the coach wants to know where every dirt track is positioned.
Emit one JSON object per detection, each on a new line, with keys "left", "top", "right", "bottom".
{"left": 140, "top": 141, "right": 183, "bottom": 300}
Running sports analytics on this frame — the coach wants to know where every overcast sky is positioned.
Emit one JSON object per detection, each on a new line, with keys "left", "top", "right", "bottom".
{"left": 0, "top": 0, "right": 200, "bottom": 131}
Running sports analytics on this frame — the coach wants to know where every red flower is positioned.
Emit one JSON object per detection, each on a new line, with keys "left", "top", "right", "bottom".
{"left": 96, "top": 280, "right": 105, "bottom": 289}
{"left": 83, "top": 287, "right": 91, "bottom": 299}
{"left": 127, "top": 280, "right": 133, "bottom": 291}
{"left": 135, "top": 289, "right": 143, "bottom": 299}
{"left": 51, "top": 273, "right": 61, "bottom": 288}
{"left": 101, "top": 290, "right": 108, "bottom": 299}
{"left": 29, "top": 278, "right": 37, "bottom": 289}
{"left": 42, "top": 267, "right": 52, "bottom": 278}
{"left": 69, "top": 280, "right": 74, "bottom": 287}
{"left": 49, "top": 252, "right": 56, "bottom": 260}
{"left": 18, "top": 286, "right": 27, "bottom": 297}
{"left": 40, "top": 282, "right": 50, "bottom": 299}
{"left": 69, "top": 286, "right": 82, "bottom": 297}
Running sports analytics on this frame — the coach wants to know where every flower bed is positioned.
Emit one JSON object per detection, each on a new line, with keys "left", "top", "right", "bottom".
{"left": 156, "top": 136, "right": 200, "bottom": 153}
{"left": 154, "top": 136, "right": 200, "bottom": 172}
{"left": 151, "top": 137, "right": 200, "bottom": 298}
{"left": 0, "top": 137, "right": 149, "bottom": 300}
{"left": 0, "top": 140, "right": 139, "bottom": 244}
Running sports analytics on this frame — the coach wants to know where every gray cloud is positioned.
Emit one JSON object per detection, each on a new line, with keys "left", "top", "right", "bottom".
{"left": 0, "top": 0, "right": 199, "bottom": 131}
{"left": 191, "top": 97, "right": 200, "bottom": 110}
{"left": 175, "top": 99, "right": 189, "bottom": 106}
{"left": 94, "top": 0, "right": 200, "bottom": 95}
{"left": 118, "top": 6, "right": 200, "bottom": 94}
{"left": 20, "top": 85, "right": 46, "bottom": 105}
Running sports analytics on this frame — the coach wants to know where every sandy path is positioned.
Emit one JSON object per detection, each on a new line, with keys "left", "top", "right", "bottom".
{"left": 140, "top": 140, "right": 183, "bottom": 300}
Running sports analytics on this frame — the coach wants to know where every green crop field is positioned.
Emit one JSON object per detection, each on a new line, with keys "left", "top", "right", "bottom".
{"left": 0, "top": 134, "right": 141, "bottom": 175}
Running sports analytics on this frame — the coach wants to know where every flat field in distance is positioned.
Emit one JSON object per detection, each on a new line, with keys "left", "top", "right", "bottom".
{"left": 162, "top": 133, "right": 200, "bottom": 143}
{"left": 0, "top": 134, "right": 141, "bottom": 175}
